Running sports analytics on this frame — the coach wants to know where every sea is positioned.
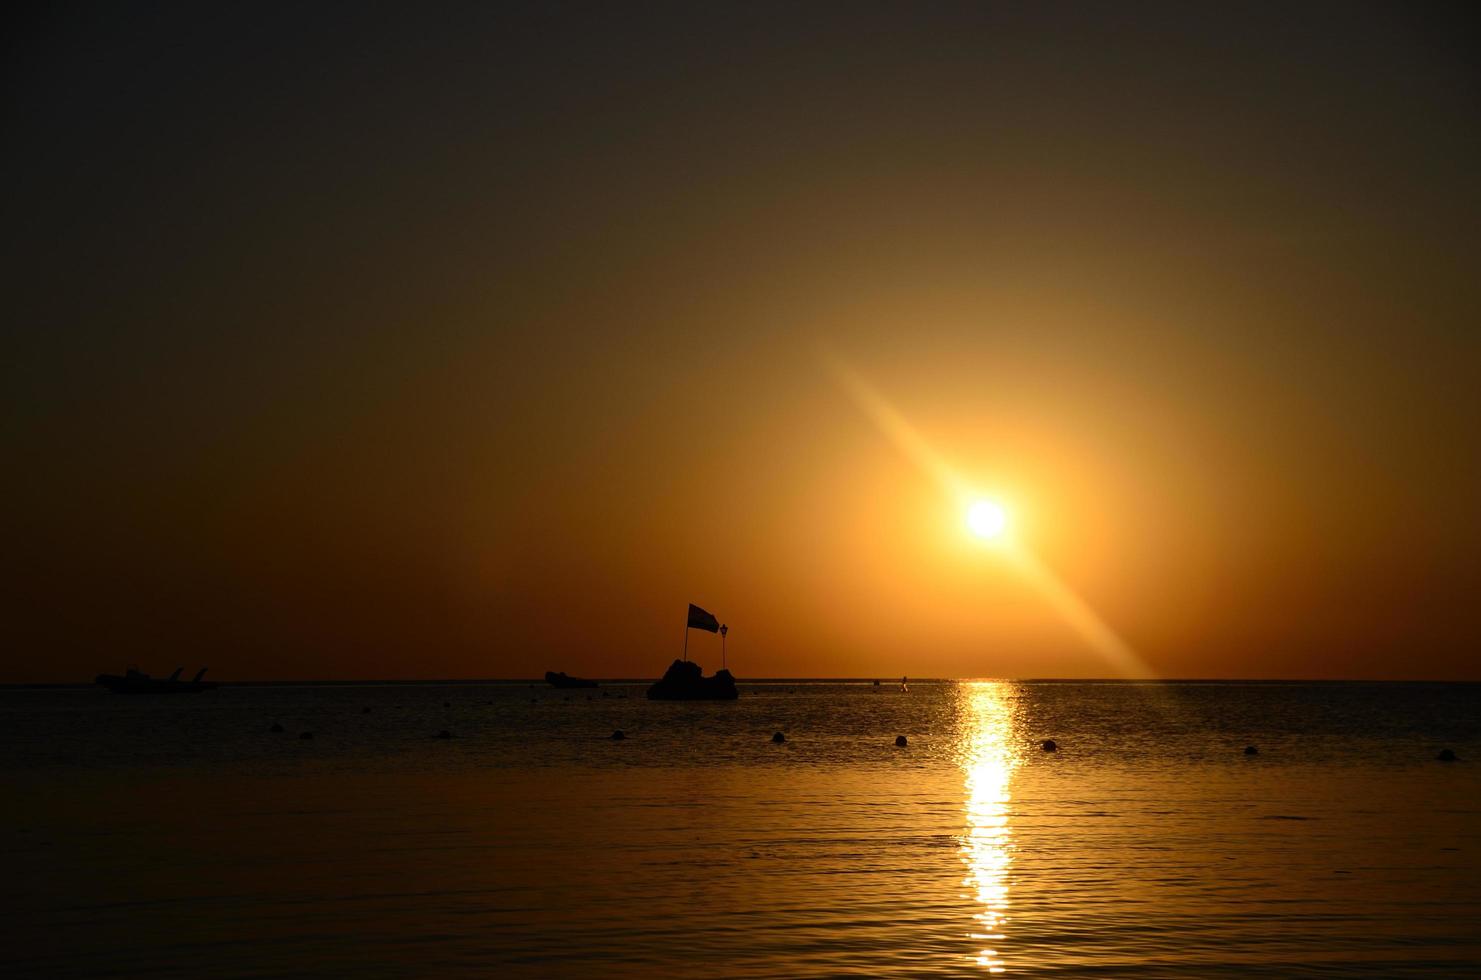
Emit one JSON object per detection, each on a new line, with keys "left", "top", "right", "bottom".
{"left": 3, "top": 680, "right": 1479, "bottom": 978}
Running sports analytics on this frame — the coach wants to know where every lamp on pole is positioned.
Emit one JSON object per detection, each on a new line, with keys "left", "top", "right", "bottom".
{"left": 720, "top": 624, "right": 728, "bottom": 670}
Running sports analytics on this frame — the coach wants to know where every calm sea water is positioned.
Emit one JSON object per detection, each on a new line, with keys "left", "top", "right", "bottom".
{"left": 3, "top": 681, "right": 1479, "bottom": 977}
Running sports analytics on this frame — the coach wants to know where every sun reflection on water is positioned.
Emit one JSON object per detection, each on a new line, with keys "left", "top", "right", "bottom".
{"left": 957, "top": 682, "right": 1019, "bottom": 974}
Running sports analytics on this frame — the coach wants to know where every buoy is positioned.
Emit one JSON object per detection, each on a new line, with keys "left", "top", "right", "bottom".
{"left": 433, "top": 730, "right": 452, "bottom": 740}
{"left": 299, "top": 731, "right": 314, "bottom": 740}
{"left": 895, "top": 735, "right": 908, "bottom": 747}
{"left": 1438, "top": 748, "right": 1458, "bottom": 762}
{"left": 269, "top": 723, "right": 284, "bottom": 733}
{"left": 1041, "top": 739, "right": 1057, "bottom": 752}
{"left": 1244, "top": 745, "right": 1259, "bottom": 756}
{"left": 362, "top": 707, "right": 372, "bottom": 714}
{"left": 443, "top": 701, "right": 451, "bottom": 708}
{"left": 772, "top": 731, "right": 786, "bottom": 744}
{"left": 611, "top": 730, "right": 626, "bottom": 741}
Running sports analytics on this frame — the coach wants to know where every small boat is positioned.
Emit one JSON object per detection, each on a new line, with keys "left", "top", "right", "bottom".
{"left": 544, "top": 670, "right": 598, "bottom": 689}
{"left": 95, "top": 666, "right": 217, "bottom": 694}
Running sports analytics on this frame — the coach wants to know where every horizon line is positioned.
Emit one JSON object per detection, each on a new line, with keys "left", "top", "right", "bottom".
{"left": 4, "top": 676, "right": 1479, "bottom": 689}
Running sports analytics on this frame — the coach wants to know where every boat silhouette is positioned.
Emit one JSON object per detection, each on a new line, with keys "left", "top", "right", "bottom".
{"left": 95, "top": 665, "right": 218, "bottom": 694}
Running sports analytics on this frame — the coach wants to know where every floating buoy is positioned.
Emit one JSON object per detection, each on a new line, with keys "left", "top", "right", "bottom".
{"left": 1041, "top": 739, "right": 1057, "bottom": 752}
{"left": 611, "top": 730, "right": 626, "bottom": 741}
{"left": 299, "top": 731, "right": 314, "bottom": 740}
{"left": 1244, "top": 745, "right": 1259, "bottom": 756}
{"left": 1438, "top": 748, "right": 1458, "bottom": 762}
{"left": 895, "top": 735, "right": 908, "bottom": 747}
{"left": 433, "top": 730, "right": 452, "bottom": 740}
{"left": 362, "top": 707, "right": 372, "bottom": 714}
{"left": 443, "top": 701, "right": 451, "bottom": 708}
{"left": 269, "top": 723, "right": 284, "bottom": 733}
{"left": 772, "top": 731, "right": 786, "bottom": 744}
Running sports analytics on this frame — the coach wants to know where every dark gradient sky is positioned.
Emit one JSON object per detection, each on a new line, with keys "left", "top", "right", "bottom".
{"left": 4, "top": 2, "right": 1479, "bottom": 682}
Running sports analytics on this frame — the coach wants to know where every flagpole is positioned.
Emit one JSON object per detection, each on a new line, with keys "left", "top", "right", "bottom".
{"left": 682, "top": 621, "right": 689, "bottom": 664}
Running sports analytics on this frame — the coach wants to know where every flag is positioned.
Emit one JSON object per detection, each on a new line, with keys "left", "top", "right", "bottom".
{"left": 687, "top": 603, "right": 720, "bottom": 632}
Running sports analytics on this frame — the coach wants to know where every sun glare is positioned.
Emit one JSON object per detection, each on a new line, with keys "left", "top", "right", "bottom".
{"left": 967, "top": 500, "right": 1008, "bottom": 540}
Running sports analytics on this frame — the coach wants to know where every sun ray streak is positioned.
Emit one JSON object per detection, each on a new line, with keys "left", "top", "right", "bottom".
{"left": 826, "top": 352, "right": 1157, "bottom": 679}
{"left": 1005, "top": 547, "right": 1155, "bottom": 679}
{"left": 824, "top": 353, "right": 973, "bottom": 501}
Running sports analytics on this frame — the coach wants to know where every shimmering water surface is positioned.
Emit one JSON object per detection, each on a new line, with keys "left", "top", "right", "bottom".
{"left": 4, "top": 681, "right": 1479, "bottom": 977}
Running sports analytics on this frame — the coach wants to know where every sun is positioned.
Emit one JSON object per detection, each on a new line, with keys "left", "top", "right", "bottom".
{"left": 966, "top": 499, "right": 1008, "bottom": 540}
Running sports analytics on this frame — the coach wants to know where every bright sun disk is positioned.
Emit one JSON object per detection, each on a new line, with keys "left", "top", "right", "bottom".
{"left": 967, "top": 500, "right": 1008, "bottom": 540}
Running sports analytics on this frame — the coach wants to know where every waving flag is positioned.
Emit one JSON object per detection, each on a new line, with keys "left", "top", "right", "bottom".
{"left": 686, "top": 604, "right": 720, "bottom": 632}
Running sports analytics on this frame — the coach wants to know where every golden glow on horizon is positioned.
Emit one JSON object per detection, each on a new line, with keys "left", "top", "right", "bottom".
{"left": 967, "top": 500, "right": 1008, "bottom": 541}
{"left": 959, "top": 682, "right": 1017, "bottom": 973}
{"left": 826, "top": 351, "right": 1157, "bottom": 679}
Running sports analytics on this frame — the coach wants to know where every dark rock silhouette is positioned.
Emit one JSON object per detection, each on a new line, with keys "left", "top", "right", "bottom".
{"left": 1041, "top": 739, "right": 1058, "bottom": 752}
{"left": 771, "top": 731, "right": 786, "bottom": 743}
{"left": 611, "top": 730, "right": 626, "bottom": 740}
{"left": 646, "top": 660, "right": 738, "bottom": 700}
{"left": 545, "top": 671, "right": 598, "bottom": 689}
{"left": 1244, "top": 745, "right": 1259, "bottom": 756}
{"left": 269, "top": 723, "right": 285, "bottom": 733}
{"left": 1438, "top": 748, "right": 1458, "bottom": 762}
{"left": 895, "top": 735, "right": 908, "bottom": 747}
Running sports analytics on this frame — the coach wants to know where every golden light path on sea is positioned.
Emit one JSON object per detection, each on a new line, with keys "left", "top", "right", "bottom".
{"left": 824, "top": 353, "right": 1156, "bottom": 680}
{"left": 958, "top": 681, "right": 1018, "bottom": 974}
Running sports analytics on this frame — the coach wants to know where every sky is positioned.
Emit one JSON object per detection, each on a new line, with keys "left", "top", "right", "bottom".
{"left": 4, "top": 2, "right": 1479, "bottom": 682}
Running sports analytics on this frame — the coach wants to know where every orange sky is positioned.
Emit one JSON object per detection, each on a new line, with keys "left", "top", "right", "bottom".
{"left": 5, "top": 4, "right": 1479, "bottom": 681}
